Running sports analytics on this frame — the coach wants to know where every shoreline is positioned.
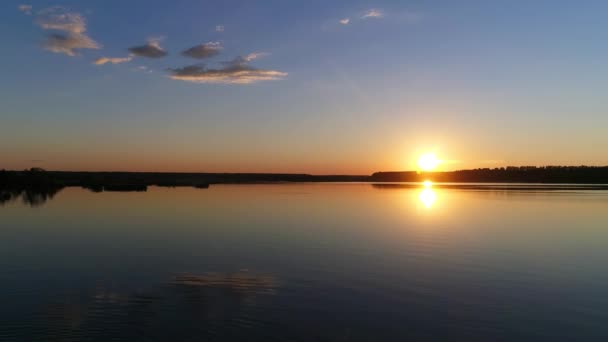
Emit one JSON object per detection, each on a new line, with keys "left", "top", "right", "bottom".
{"left": 2, "top": 167, "right": 608, "bottom": 192}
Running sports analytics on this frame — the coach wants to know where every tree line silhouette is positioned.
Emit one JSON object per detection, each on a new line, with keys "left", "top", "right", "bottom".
{"left": 1, "top": 166, "right": 607, "bottom": 206}
{"left": 371, "top": 166, "right": 608, "bottom": 183}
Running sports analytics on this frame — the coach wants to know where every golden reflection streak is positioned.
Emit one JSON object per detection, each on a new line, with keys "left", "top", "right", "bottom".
{"left": 418, "top": 180, "right": 437, "bottom": 209}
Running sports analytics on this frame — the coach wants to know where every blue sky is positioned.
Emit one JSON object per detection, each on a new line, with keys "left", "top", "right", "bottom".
{"left": 2, "top": 0, "right": 608, "bottom": 173}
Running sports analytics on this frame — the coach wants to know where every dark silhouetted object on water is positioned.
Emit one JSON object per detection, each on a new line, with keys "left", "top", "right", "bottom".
{"left": 371, "top": 166, "right": 608, "bottom": 184}
{"left": 0, "top": 168, "right": 63, "bottom": 206}
{"left": 1, "top": 166, "right": 607, "bottom": 207}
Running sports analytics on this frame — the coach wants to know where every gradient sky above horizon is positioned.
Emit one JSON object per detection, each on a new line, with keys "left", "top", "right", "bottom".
{"left": 2, "top": 0, "right": 608, "bottom": 174}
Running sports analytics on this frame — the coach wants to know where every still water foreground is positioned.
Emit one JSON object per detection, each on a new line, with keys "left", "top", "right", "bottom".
{"left": 1, "top": 184, "right": 608, "bottom": 341}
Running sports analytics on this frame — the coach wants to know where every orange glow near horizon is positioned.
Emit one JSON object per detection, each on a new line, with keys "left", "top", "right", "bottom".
{"left": 417, "top": 153, "right": 441, "bottom": 172}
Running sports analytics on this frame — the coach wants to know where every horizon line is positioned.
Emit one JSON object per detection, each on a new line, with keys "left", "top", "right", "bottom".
{"left": 3, "top": 165, "right": 608, "bottom": 176}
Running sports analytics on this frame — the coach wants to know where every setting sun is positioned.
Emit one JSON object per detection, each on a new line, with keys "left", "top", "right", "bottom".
{"left": 417, "top": 153, "right": 440, "bottom": 171}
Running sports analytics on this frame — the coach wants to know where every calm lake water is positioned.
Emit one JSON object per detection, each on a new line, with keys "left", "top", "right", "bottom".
{"left": 1, "top": 183, "right": 608, "bottom": 341}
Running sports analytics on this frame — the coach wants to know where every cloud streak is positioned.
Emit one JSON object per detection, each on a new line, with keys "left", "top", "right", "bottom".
{"left": 37, "top": 7, "right": 87, "bottom": 33}
{"left": 34, "top": 7, "right": 101, "bottom": 56}
{"left": 18, "top": 4, "right": 32, "bottom": 15}
{"left": 332, "top": 8, "right": 391, "bottom": 28}
{"left": 168, "top": 53, "right": 286, "bottom": 84}
{"left": 44, "top": 33, "right": 100, "bottom": 56}
{"left": 128, "top": 38, "right": 168, "bottom": 58}
{"left": 242, "top": 52, "right": 268, "bottom": 62}
{"left": 94, "top": 55, "right": 133, "bottom": 65}
{"left": 181, "top": 42, "right": 222, "bottom": 59}
{"left": 361, "top": 9, "right": 384, "bottom": 19}
{"left": 133, "top": 65, "right": 153, "bottom": 73}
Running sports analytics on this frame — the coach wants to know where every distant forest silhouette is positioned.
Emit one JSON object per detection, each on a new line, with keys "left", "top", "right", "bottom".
{"left": 1, "top": 166, "right": 607, "bottom": 206}
{"left": 371, "top": 166, "right": 608, "bottom": 183}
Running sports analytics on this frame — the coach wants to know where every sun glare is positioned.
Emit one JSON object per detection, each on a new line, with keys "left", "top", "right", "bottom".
{"left": 417, "top": 153, "right": 440, "bottom": 172}
{"left": 418, "top": 188, "right": 437, "bottom": 208}
{"left": 418, "top": 180, "right": 436, "bottom": 208}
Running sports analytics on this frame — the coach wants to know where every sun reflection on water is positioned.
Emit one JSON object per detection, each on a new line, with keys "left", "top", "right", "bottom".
{"left": 419, "top": 181, "right": 437, "bottom": 209}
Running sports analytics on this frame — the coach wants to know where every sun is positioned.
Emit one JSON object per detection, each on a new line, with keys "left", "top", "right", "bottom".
{"left": 417, "top": 153, "right": 440, "bottom": 172}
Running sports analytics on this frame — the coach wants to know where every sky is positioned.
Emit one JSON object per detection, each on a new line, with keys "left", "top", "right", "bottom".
{"left": 2, "top": 0, "right": 608, "bottom": 174}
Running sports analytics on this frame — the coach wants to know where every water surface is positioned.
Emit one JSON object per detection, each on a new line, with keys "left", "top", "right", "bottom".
{"left": 1, "top": 184, "right": 608, "bottom": 341}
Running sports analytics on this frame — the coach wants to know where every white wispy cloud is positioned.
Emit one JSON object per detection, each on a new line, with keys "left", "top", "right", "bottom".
{"left": 168, "top": 53, "right": 286, "bottom": 84}
{"left": 33, "top": 7, "right": 101, "bottom": 56}
{"left": 361, "top": 9, "right": 384, "bottom": 19}
{"left": 18, "top": 4, "right": 32, "bottom": 15}
{"left": 37, "top": 7, "right": 87, "bottom": 33}
{"left": 43, "top": 33, "right": 100, "bottom": 56}
{"left": 128, "top": 37, "right": 168, "bottom": 58}
{"left": 93, "top": 55, "right": 133, "bottom": 65}
{"left": 215, "top": 25, "right": 224, "bottom": 32}
{"left": 242, "top": 52, "right": 269, "bottom": 62}
{"left": 133, "top": 65, "right": 153, "bottom": 73}
{"left": 329, "top": 8, "right": 394, "bottom": 29}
